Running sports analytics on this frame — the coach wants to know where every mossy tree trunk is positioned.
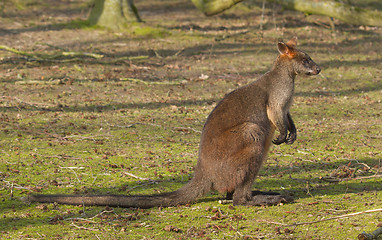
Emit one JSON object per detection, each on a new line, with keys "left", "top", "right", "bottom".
{"left": 191, "top": 0, "right": 244, "bottom": 16}
{"left": 267, "top": 0, "right": 382, "bottom": 27}
{"left": 89, "top": 0, "right": 142, "bottom": 30}
{"left": 191, "top": 0, "right": 382, "bottom": 27}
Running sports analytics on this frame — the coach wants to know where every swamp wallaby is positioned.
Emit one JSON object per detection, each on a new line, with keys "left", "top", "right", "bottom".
{"left": 26, "top": 37, "right": 320, "bottom": 208}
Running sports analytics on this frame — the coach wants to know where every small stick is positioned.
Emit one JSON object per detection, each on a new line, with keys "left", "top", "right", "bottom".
{"left": 258, "top": 209, "right": 382, "bottom": 227}
{"left": 320, "top": 174, "right": 382, "bottom": 183}
{"left": 61, "top": 51, "right": 103, "bottom": 59}
{"left": 0, "top": 45, "right": 38, "bottom": 59}
{"left": 59, "top": 166, "right": 85, "bottom": 169}
{"left": 0, "top": 45, "right": 104, "bottom": 59}
{"left": 64, "top": 217, "right": 97, "bottom": 224}
{"left": 123, "top": 172, "right": 153, "bottom": 181}
{"left": 89, "top": 210, "right": 115, "bottom": 220}
{"left": 173, "top": 127, "right": 202, "bottom": 133}
{"left": 10, "top": 182, "right": 14, "bottom": 199}
{"left": 70, "top": 223, "right": 99, "bottom": 231}
{"left": 126, "top": 181, "right": 157, "bottom": 192}
{"left": 120, "top": 77, "right": 183, "bottom": 85}
{"left": 1, "top": 95, "right": 52, "bottom": 108}
{"left": 289, "top": 209, "right": 382, "bottom": 226}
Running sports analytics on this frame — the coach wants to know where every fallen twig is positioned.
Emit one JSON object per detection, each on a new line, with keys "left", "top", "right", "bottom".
{"left": 120, "top": 77, "right": 185, "bottom": 85}
{"left": 62, "top": 134, "right": 112, "bottom": 141}
{"left": 0, "top": 44, "right": 103, "bottom": 60}
{"left": 64, "top": 217, "right": 97, "bottom": 224}
{"left": 0, "top": 45, "right": 37, "bottom": 59}
{"left": 70, "top": 223, "right": 99, "bottom": 231}
{"left": 38, "top": 154, "right": 81, "bottom": 160}
{"left": 3, "top": 180, "right": 31, "bottom": 190}
{"left": 125, "top": 181, "right": 159, "bottom": 192}
{"left": 123, "top": 172, "right": 155, "bottom": 182}
{"left": 174, "top": 127, "right": 202, "bottom": 133}
{"left": 61, "top": 51, "right": 103, "bottom": 59}
{"left": 0, "top": 95, "right": 53, "bottom": 109}
{"left": 258, "top": 209, "right": 382, "bottom": 227}
{"left": 290, "top": 209, "right": 382, "bottom": 226}
{"left": 59, "top": 166, "right": 85, "bottom": 169}
{"left": 89, "top": 210, "right": 115, "bottom": 220}
{"left": 320, "top": 174, "right": 382, "bottom": 182}
{"left": 214, "top": 30, "right": 249, "bottom": 41}
{"left": 1, "top": 44, "right": 148, "bottom": 64}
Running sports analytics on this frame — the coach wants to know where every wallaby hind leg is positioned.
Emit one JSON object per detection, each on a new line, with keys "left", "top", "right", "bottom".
{"left": 226, "top": 190, "right": 282, "bottom": 200}
{"left": 227, "top": 147, "right": 293, "bottom": 206}
{"left": 232, "top": 177, "right": 255, "bottom": 206}
{"left": 232, "top": 186, "right": 293, "bottom": 206}
{"left": 231, "top": 181, "right": 293, "bottom": 206}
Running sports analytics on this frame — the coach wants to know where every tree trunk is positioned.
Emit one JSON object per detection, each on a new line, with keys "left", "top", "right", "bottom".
{"left": 89, "top": 0, "right": 142, "bottom": 30}
{"left": 191, "top": 0, "right": 382, "bottom": 27}
{"left": 191, "top": 0, "right": 244, "bottom": 16}
{"left": 267, "top": 0, "right": 382, "bottom": 27}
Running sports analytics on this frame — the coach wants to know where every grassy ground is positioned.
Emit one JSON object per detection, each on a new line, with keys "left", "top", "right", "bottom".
{"left": 0, "top": 0, "right": 381, "bottom": 239}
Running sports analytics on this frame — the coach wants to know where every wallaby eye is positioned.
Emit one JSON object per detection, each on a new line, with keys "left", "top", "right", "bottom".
{"left": 302, "top": 59, "right": 309, "bottom": 65}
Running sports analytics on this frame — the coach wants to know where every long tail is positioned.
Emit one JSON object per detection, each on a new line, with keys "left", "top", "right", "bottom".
{"left": 26, "top": 176, "right": 211, "bottom": 208}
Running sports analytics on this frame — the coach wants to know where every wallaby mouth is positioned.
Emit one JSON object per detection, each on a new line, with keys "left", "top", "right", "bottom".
{"left": 306, "top": 66, "right": 321, "bottom": 75}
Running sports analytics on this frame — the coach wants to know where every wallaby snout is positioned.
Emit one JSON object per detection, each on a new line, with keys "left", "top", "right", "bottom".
{"left": 307, "top": 64, "right": 321, "bottom": 75}
{"left": 295, "top": 55, "right": 321, "bottom": 76}
{"left": 314, "top": 65, "right": 321, "bottom": 75}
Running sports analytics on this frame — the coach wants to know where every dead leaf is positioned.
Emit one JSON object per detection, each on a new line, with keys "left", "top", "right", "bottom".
{"left": 164, "top": 225, "right": 182, "bottom": 232}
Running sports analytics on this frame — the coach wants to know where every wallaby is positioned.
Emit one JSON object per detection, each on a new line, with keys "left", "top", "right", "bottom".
{"left": 26, "top": 37, "right": 320, "bottom": 208}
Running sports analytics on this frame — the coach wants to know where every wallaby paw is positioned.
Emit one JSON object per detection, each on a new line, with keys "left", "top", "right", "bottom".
{"left": 286, "top": 133, "right": 296, "bottom": 145}
{"left": 252, "top": 194, "right": 293, "bottom": 206}
{"left": 272, "top": 136, "right": 286, "bottom": 145}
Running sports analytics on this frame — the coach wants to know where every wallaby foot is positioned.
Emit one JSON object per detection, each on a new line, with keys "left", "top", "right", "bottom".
{"left": 226, "top": 190, "right": 283, "bottom": 200}
{"left": 251, "top": 194, "right": 293, "bottom": 206}
{"left": 229, "top": 190, "right": 293, "bottom": 206}
{"left": 233, "top": 194, "right": 293, "bottom": 206}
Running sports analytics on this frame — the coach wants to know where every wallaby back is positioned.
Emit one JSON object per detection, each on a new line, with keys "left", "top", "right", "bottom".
{"left": 26, "top": 37, "right": 320, "bottom": 208}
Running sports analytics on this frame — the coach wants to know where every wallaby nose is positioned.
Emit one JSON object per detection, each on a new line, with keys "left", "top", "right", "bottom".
{"left": 315, "top": 66, "right": 321, "bottom": 74}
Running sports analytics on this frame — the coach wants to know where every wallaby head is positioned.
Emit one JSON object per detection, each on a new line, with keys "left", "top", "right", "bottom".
{"left": 277, "top": 37, "right": 321, "bottom": 76}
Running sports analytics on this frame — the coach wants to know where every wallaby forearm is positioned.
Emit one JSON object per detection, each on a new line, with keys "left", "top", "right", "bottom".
{"left": 272, "top": 113, "right": 289, "bottom": 145}
{"left": 286, "top": 112, "right": 296, "bottom": 144}
{"left": 272, "top": 112, "right": 296, "bottom": 145}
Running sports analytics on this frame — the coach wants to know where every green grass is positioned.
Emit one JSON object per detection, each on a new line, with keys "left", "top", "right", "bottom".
{"left": 1, "top": 0, "right": 382, "bottom": 239}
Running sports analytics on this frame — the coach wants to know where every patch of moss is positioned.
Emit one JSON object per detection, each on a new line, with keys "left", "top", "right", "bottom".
{"left": 129, "top": 24, "right": 170, "bottom": 38}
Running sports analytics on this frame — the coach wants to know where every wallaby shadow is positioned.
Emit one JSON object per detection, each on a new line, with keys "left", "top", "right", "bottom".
{"left": 1, "top": 151, "right": 379, "bottom": 233}
{"left": 0, "top": 97, "right": 219, "bottom": 113}
{"left": 89, "top": 156, "right": 381, "bottom": 201}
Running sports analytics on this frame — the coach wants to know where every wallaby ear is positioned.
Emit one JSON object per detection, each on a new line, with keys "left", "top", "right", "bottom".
{"left": 286, "top": 36, "right": 298, "bottom": 48}
{"left": 277, "top": 37, "right": 297, "bottom": 58}
{"left": 277, "top": 42, "right": 289, "bottom": 55}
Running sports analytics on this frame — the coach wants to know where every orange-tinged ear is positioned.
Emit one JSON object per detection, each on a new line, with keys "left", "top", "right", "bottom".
{"left": 286, "top": 36, "right": 297, "bottom": 48}
{"left": 277, "top": 42, "right": 296, "bottom": 58}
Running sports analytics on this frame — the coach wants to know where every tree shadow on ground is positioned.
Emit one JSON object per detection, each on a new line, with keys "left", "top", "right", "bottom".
{"left": 296, "top": 79, "right": 382, "bottom": 97}
{"left": 0, "top": 97, "right": 219, "bottom": 113}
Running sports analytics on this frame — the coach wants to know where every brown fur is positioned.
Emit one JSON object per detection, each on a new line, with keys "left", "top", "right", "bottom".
{"left": 26, "top": 37, "right": 320, "bottom": 208}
